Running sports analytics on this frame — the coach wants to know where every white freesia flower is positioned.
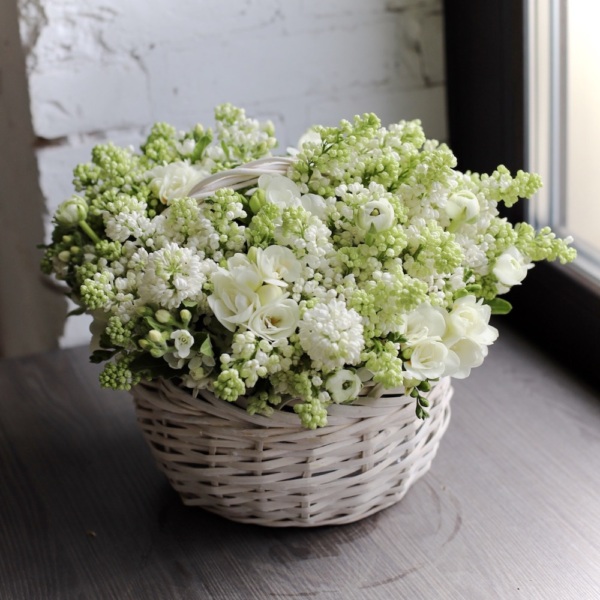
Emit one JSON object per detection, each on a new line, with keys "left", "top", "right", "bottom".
{"left": 404, "top": 339, "right": 459, "bottom": 381}
{"left": 171, "top": 329, "right": 194, "bottom": 358}
{"left": 326, "top": 369, "right": 362, "bottom": 403}
{"left": 447, "top": 338, "right": 487, "bottom": 379}
{"left": 258, "top": 174, "right": 302, "bottom": 208}
{"left": 254, "top": 245, "right": 302, "bottom": 286}
{"left": 208, "top": 269, "right": 260, "bottom": 332}
{"left": 357, "top": 199, "right": 396, "bottom": 232}
{"left": 445, "top": 190, "right": 480, "bottom": 221}
{"left": 404, "top": 303, "right": 447, "bottom": 345}
{"left": 300, "top": 193, "right": 329, "bottom": 220}
{"left": 444, "top": 295, "right": 498, "bottom": 347}
{"left": 298, "top": 299, "right": 364, "bottom": 370}
{"left": 248, "top": 298, "right": 300, "bottom": 341}
{"left": 147, "top": 161, "right": 208, "bottom": 205}
{"left": 493, "top": 247, "right": 533, "bottom": 292}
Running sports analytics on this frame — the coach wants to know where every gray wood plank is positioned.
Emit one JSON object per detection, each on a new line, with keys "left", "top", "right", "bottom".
{"left": 0, "top": 328, "right": 599, "bottom": 599}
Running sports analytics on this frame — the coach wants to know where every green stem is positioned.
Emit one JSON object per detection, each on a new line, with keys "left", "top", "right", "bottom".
{"left": 78, "top": 220, "right": 101, "bottom": 245}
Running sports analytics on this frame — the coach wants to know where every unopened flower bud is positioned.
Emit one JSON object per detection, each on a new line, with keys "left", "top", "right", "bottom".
{"left": 148, "top": 329, "right": 163, "bottom": 343}
{"left": 55, "top": 196, "right": 89, "bottom": 227}
{"left": 155, "top": 309, "right": 171, "bottom": 324}
{"left": 58, "top": 250, "right": 71, "bottom": 262}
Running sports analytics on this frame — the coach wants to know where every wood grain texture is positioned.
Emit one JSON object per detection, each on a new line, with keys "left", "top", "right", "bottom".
{"left": 0, "top": 329, "right": 599, "bottom": 599}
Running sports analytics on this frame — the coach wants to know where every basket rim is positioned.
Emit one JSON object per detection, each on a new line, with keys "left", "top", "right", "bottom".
{"left": 132, "top": 376, "right": 453, "bottom": 431}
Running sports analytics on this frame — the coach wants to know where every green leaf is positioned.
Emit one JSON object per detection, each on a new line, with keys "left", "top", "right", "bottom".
{"left": 487, "top": 297, "right": 513, "bottom": 315}
{"left": 66, "top": 306, "right": 86, "bottom": 317}
{"left": 90, "top": 349, "right": 118, "bottom": 363}
{"left": 200, "top": 336, "right": 214, "bottom": 357}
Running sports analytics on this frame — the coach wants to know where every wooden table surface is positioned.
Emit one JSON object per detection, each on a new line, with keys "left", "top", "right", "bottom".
{"left": 1, "top": 328, "right": 599, "bottom": 600}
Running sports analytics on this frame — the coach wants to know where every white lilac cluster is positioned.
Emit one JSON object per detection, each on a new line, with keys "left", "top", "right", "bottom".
{"left": 42, "top": 105, "right": 576, "bottom": 427}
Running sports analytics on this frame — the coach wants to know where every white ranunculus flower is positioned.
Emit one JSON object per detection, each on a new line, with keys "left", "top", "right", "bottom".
{"left": 258, "top": 174, "right": 302, "bottom": 208}
{"left": 444, "top": 295, "right": 498, "bottom": 347}
{"left": 493, "top": 247, "right": 533, "bottom": 292}
{"left": 445, "top": 190, "right": 480, "bottom": 221}
{"left": 326, "top": 369, "right": 362, "bottom": 404}
{"left": 447, "top": 338, "right": 487, "bottom": 379}
{"left": 404, "top": 303, "right": 447, "bottom": 345}
{"left": 357, "top": 199, "right": 396, "bottom": 232}
{"left": 254, "top": 245, "right": 302, "bottom": 286}
{"left": 208, "top": 270, "right": 260, "bottom": 331}
{"left": 248, "top": 298, "right": 300, "bottom": 341}
{"left": 147, "top": 161, "right": 208, "bottom": 205}
{"left": 404, "top": 339, "right": 459, "bottom": 381}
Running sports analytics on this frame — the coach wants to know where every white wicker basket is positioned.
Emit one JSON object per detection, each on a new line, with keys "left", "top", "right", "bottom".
{"left": 131, "top": 377, "right": 452, "bottom": 527}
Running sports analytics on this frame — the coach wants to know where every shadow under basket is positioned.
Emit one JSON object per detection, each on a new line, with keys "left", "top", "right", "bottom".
{"left": 131, "top": 377, "right": 453, "bottom": 527}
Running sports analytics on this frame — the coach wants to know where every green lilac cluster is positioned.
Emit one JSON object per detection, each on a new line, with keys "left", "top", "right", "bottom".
{"left": 41, "top": 106, "right": 576, "bottom": 428}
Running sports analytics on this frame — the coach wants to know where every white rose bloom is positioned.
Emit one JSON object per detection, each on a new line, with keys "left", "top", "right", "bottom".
{"left": 254, "top": 245, "right": 302, "bottom": 286}
{"left": 404, "top": 339, "right": 459, "bottom": 381}
{"left": 447, "top": 338, "right": 487, "bottom": 379}
{"left": 445, "top": 190, "right": 480, "bottom": 221}
{"left": 326, "top": 369, "right": 362, "bottom": 404}
{"left": 404, "top": 303, "right": 447, "bottom": 345}
{"left": 493, "top": 246, "right": 533, "bottom": 292}
{"left": 248, "top": 298, "right": 300, "bottom": 341}
{"left": 147, "top": 161, "right": 208, "bottom": 205}
{"left": 208, "top": 269, "right": 260, "bottom": 332}
{"left": 258, "top": 174, "right": 302, "bottom": 208}
{"left": 444, "top": 295, "right": 498, "bottom": 347}
{"left": 357, "top": 199, "right": 396, "bottom": 232}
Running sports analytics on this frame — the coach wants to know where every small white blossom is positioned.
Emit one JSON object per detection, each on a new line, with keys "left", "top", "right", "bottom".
{"left": 357, "top": 199, "right": 396, "bottom": 232}
{"left": 171, "top": 329, "right": 194, "bottom": 358}
{"left": 326, "top": 369, "right": 362, "bottom": 403}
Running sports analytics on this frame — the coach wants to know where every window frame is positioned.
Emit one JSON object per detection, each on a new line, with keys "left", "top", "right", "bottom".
{"left": 443, "top": 0, "right": 600, "bottom": 387}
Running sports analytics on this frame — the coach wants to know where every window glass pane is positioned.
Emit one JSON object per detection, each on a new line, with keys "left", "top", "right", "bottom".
{"left": 527, "top": 0, "right": 600, "bottom": 287}
{"left": 565, "top": 0, "right": 600, "bottom": 253}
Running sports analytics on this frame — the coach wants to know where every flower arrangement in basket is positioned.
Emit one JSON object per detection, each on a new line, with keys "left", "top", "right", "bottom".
{"left": 41, "top": 104, "right": 575, "bottom": 526}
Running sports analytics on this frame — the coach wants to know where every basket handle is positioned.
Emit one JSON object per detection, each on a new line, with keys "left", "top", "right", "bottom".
{"left": 189, "top": 156, "right": 296, "bottom": 199}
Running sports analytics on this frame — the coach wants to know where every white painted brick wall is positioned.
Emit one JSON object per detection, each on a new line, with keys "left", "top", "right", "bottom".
{"left": 19, "top": 0, "right": 447, "bottom": 348}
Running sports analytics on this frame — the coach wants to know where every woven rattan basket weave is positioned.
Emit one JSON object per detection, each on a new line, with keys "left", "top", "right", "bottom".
{"left": 131, "top": 377, "right": 452, "bottom": 527}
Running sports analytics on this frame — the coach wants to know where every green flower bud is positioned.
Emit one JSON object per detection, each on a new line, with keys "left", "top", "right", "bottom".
{"left": 148, "top": 329, "right": 163, "bottom": 343}
{"left": 55, "top": 196, "right": 88, "bottom": 227}
{"left": 155, "top": 309, "right": 171, "bottom": 324}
